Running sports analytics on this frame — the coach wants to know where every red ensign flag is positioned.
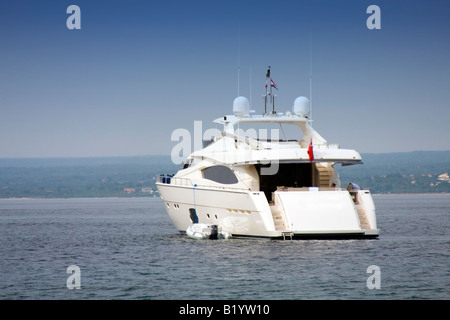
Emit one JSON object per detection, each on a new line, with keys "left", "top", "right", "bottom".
{"left": 308, "top": 139, "right": 314, "bottom": 162}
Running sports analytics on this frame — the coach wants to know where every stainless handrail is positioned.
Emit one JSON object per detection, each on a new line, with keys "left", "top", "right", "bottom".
{"left": 156, "top": 174, "right": 249, "bottom": 192}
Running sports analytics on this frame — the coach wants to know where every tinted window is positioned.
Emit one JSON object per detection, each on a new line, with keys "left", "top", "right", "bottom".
{"left": 202, "top": 165, "right": 238, "bottom": 184}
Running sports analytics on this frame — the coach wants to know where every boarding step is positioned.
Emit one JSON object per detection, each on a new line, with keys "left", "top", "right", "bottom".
{"left": 282, "top": 232, "right": 294, "bottom": 240}
{"left": 270, "top": 207, "right": 287, "bottom": 231}
{"left": 355, "top": 205, "right": 371, "bottom": 229}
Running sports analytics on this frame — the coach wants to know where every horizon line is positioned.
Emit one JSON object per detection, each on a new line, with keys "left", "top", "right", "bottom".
{"left": 0, "top": 149, "right": 450, "bottom": 160}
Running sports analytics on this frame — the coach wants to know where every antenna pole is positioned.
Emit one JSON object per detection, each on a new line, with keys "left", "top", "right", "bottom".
{"left": 250, "top": 66, "right": 252, "bottom": 108}
{"left": 264, "top": 95, "right": 267, "bottom": 115}
{"left": 270, "top": 68, "right": 275, "bottom": 114}
{"left": 264, "top": 66, "right": 270, "bottom": 114}
{"left": 237, "top": 25, "right": 241, "bottom": 97}
{"left": 309, "top": 34, "right": 313, "bottom": 126}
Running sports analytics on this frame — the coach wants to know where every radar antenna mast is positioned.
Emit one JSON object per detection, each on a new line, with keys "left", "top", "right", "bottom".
{"left": 264, "top": 66, "right": 277, "bottom": 115}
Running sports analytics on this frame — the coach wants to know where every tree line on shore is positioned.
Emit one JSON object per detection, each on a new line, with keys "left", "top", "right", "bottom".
{"left": 0, "top": 151, "right": 448, "bottom": 198}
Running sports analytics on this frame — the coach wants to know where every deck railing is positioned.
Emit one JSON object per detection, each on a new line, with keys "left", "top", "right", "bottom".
{"left": 157, "top": 174, "right": 193, "bottom": 186}
{"left": 156, "top": 174, "right": 249, "bottom": 192}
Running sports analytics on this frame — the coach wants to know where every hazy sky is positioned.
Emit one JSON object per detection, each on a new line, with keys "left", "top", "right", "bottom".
{"left": 1, "top": 0, "right": 449, "bottom": 158}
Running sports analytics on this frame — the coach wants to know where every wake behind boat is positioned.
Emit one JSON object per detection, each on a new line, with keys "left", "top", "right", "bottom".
{"left": 157, "top": 67, "right": 379, "bottom": 239}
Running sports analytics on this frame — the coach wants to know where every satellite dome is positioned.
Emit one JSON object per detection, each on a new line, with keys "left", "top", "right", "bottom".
{"left": 292, "top": 96, "right": 310, "bottom": 117}
{"left": 233, "top": 96, "right": 250, "bottom": 116}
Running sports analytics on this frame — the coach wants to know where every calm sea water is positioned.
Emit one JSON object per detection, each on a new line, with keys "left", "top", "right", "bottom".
{"left": 0, "top": 194, "right": 448, "bottom": 300}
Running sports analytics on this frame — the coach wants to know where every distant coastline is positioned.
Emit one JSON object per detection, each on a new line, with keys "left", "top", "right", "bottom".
{"left": 0, "top": 151, "right": 449, "bottom": 198}
{"left": 1, "top": 193, "right": 449, "bottom": 201}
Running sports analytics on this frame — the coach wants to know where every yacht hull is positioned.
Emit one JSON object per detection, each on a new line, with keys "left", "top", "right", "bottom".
{"left": 157, "top": 183, "right": 379, "bottom": 239}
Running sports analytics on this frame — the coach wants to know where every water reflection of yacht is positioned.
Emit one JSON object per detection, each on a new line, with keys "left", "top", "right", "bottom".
{"left": 157, "top": 68, "right": 379, "bottom": 239}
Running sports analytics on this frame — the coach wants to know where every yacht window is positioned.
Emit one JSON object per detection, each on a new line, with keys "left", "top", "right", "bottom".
{"left": 182, "top": 158, "right": 193, "bottom": 169}
{"left": 202, "top": 165, "right": 238, "bottom": 184}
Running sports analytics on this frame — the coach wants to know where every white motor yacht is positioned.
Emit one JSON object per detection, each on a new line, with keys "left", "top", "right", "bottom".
{"left": 157, "top": 68, "right": 379, "bottom": 239}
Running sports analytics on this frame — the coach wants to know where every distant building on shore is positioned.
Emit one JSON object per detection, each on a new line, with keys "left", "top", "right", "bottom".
{"left": 141, "top": 187, "right": 153, "bottom": 194}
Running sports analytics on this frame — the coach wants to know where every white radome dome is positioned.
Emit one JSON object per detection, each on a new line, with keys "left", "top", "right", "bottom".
{"left": 293, "top": 96, "right": 310, "bottom": 117}
{"left": 233, "top": 96, "right": 250, "bottom": 116}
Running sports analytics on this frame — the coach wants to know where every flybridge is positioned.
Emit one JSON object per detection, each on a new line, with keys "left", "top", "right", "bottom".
{"left": 225, "top": 66, "right": 312, "bottom": 120}
{"left": 214, "top": 66, "right": 326, "bottom": 145}
{"left": 214, "top": 112, "right": 309, "bottom": 127}
{"left": 197, "top": 67, "right": 364, "bottom": 166}
{"left": 213, "top": 99, "right": 328, "bottom": 148}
